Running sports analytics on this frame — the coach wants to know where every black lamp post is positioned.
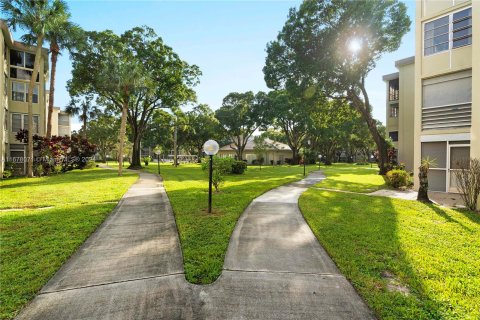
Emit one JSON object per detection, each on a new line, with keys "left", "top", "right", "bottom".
{"left": 318, "top": 154, "right": 322, "bottom": 170}
{"left": 303, "top": 140, "right": 311, "bottom": 176}
{"left": 203, "top": 140, "right": 219, "bottom": 213}
{"left": 154, "top": 148, "right": 161, "bottom": 175}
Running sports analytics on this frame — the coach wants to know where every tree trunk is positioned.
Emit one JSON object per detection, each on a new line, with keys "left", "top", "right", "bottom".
{"left": 348, "top": 88, "right": 388, "bottom": 175}
{"left": 82, "top": 112, "right": 87, "bottom": 139}
{"left": 27, "top": 35, "right": 44, "bottom": 177}
{"left": 118, "top": 101, "right": 128, "bottom": 176}
{"left": 129, "top": 134, "right": 143, "bottom": 169}
{"left": 46, "top": 41, "right": 59, "bottom": 138}
{"left": 197, "top": 147, "right": 203, "bottom": 163}
{"left": 417, "top": 166, "right": 431, "bottom": 202}
{"left": 291, "top": 148, "right": 298, "bottom": 165}
{"left": 173, "top": 124, "right": 178, "bottom": 166}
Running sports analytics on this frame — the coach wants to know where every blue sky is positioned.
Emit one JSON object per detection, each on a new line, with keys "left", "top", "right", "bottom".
{"left": 6, "top": 0, "right": 416, "bottom": 131}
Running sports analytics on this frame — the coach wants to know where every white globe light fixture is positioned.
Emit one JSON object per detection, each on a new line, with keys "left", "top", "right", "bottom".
{"left": 203, "top": 140, "right": 219, "bottom": 156}
{"left": 203, "top": 140, "right": 219, "bottom": 213}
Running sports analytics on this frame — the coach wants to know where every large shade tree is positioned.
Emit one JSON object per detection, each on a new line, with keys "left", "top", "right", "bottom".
{"left": 185, "top": 104, "right": 220, "bottom": 161}
{"left": 265, "top": 90, "right": 317, "bottom": 164}
{"left": 86, "top": 112, "right": 120, "bottom": 163}
{"left": 264, "top": 0, "right": 411, "bottom": 174}
{"left": 68, "top": 29, "right": 145, "bottom": 175}
{"left": 69, "top": 27, "right": 200, "bottom": 173}
{"left": 215, "top": 91, "right": 267, "bottom": 160}
{"left": 1, "top": 0, "right": 69, "bottom": 177}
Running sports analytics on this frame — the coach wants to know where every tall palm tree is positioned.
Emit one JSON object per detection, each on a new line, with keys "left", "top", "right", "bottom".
{"left": 45, "top": 20, "right": 83, "bottom": 138}
{"left": 1, "top": 0, "right": 69, "bottom": 177}
{"left": 65, "top": 95, "right": 99, "bottom": 139}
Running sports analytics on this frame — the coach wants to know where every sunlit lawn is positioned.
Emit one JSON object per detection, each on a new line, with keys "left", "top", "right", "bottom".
{"left": 143, "top": 162, "right": 317, "bottom": 284}
{"left": 318, "top": 163, "right": 386, "bottom": 193}
{"left": 0, "top": 169, "right": 138, "bottom": 320}
{"left": 300, "top": 174, "right": 480, "bottom": 319}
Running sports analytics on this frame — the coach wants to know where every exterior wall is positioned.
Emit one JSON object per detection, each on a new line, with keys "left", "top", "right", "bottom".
{"left": 51, "top": 107, "right": 71, "bottom": 137}
{"left": 471, "top": 0, "right": 480, "bottom": 170}
{"left": 397, "top": 63, "right": 415, "bottom": 171}
{"left": 414, "top": 0, "right": 478, "bottom": 205}
{"left": 0, "top": 20, "right": 48, "bottom": 176}
{"left": 0, "top": 28, "right": 6, "bottom": 177}
{"left": 217, "top": 150, "right": 293, "bottom": 165}
{"left": 384, "top": 73, "right": 399, "bottom": 150}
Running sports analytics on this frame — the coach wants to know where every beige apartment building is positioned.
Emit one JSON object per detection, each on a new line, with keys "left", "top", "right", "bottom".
{"left": 1, "top": 20, "right": 71, "bottom": 176}
{"left": 384, "top": 0, "right": 479, "bottom": 197}
{"left": 218, "top": 138, "right": 293, "bottom": 165}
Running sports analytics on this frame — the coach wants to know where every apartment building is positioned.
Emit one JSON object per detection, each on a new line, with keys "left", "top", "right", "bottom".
{"left": 1, "top": 20, "right": 71, "bottom": 176}
{"left": 384, "top": 0, "right": 479, "bottom": 198}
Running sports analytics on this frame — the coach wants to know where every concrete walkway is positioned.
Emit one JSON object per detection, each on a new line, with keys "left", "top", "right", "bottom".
{"left": 16, "top": 171, "right": 374, "bottom": 320}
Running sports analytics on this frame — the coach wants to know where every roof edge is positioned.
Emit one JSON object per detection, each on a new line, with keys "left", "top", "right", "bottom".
{"left": 1, "top": 19, "right": 49, "bottom": 55}
{"left": 395, "top": 56, "right": 415, "bottom": 67}
{"left": 382, "top": 72, "right": 399, "bottom": 81}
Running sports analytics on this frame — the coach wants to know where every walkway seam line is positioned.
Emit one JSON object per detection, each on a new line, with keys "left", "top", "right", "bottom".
{"left": 223, "top": 268, "right": 345, "bottom": 277}
{"left": 39, "top": 272, "right": 185, "bottom": 295}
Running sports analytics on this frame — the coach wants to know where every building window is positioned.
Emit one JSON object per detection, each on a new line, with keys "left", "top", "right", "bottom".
{"left": 424, "top": 16, "right": 449, "bottom": 56}
{"left": 452, "top": 8, "right": 472, "bottom": 49}
{"left": 389, "top": 131, "right": 398, "bottom": 142}
{"left": 11, "top": 81, "right": 39, "bottom": 103}
{"left": 390, "top": 104, "right": 399, "bottom": 118}
{"left": 58, "top": 114, "right": 70, "bottom": 126}
{"left": 9, "top": 49, "right": 39, "bottom": 82}
{"left": 11, "top": 113, "right": 22, "bottom": 132}
{"left": 424, "top": 7, "right": 472, "bottom": 56}
{"left": 388, "top": 79, "right": 399, "bottom": 101}
{"left": 11, "top": 113, "right": 39, "bottom": 133}
{"left": 10, "top": 50, "right": 35, "bottom": 69}
{"left": 9, "top": 144, "right": 26, "bottom": 175}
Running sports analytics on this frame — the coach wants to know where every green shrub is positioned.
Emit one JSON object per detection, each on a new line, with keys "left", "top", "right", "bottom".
{"left": 2, "top": 169, "right": 13, "bottom": 179}
{"left": 201, "top": 156, "right": 234, "bottom": 174}
{"left": 2, "top": 161, "right": 14, "bottom": 179}
{"left": 53, "top": 165, "right": 63, "bottom": 174}
{"left": 386, "top": 169, "right": 409, "bottom": 189}
{"left": 84, "top": 159, "right": 96, "bottom": 169}
{"left": 212, "top": 170, "right": 225, "bottom": 191}
{"left": 201, "top": 156, "right": 237, "bottom": 191}
{"left": 142, "top": 156, "right": 151, "bottom": 166}
{"left": 34, "top": 164, "right": 44, "bottom": 177}
{"left": 231, "top": 161, "right": 247, "bottom": 174}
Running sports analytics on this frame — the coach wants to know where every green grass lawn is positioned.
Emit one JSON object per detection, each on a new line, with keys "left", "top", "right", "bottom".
{"left": 142, "top": 162, "right": 317, "bottom": 284}
{"left": 300, "top": 172, "right": 480, "bottom": 319}
{"left": 318, "top": 163, "right": 386, "bottom": 193}
{"left": 0, "top": 169, "right": 138, "bottom": 320}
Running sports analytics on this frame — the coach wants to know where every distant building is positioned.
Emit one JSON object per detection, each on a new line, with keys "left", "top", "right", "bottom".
{"left": 218, "top": 138, "right": 293, "bottom": 165}
{"left": 1, "top": 20, "right": 71, "bottom": 176}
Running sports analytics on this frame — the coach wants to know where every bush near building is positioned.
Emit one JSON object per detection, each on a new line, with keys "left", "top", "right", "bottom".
{"left": 12, "top": 130, "right": 96, "bottom": 177}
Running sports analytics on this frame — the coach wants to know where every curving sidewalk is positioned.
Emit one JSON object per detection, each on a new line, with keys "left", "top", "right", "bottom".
{"left": 16, "top": 171, "right": 374, "bottom": 320}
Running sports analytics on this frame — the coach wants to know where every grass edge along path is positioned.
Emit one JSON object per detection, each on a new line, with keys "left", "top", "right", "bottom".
{"left": 299, "top": 188, "right": 480, "bottom": 319}
{"left": 142, "top": 163, "right": 317, "bottom": 284}
{"left": 0, "top": 168, "right": 138, "bottom": 320}
{"left": 318, "top": 163, "right": 386, "bottom": 193}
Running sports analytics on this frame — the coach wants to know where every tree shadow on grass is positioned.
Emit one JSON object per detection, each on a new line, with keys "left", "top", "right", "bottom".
{"left": 299, "top": 190, "right": 473, "bottom": 319}
{"left": 1, "top": 169, "right": 137, "bottom": 190}
{"left": 425, "top": 203, "right": 475, "bottom": 231}
{"left": 0, "top": 203, "right": 117, "bottom": 320}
